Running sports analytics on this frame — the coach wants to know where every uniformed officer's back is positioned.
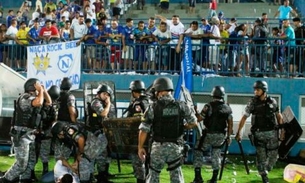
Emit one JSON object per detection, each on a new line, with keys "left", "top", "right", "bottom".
{"left": 57, "top": 77, "right": 78, "bottom": 123}
{"left": 138, "top": 77, "right": 197, "bottom": 183}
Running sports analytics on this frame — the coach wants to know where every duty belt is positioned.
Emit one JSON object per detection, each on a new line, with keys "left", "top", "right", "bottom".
{"left": 253, "top": 127, "right": 276, "bottom": 132}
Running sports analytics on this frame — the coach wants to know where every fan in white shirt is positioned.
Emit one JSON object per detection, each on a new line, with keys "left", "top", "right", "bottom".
{"left": 184, "top": 21, "right": 203, "bottom": 51}
{"left": 155, "top": 14, "right": 185, "bottom": 50}
{"left": 5, "top": 19, "right": 18, "bottom": 45}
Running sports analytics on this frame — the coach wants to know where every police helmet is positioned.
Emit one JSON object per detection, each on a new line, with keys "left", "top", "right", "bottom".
{"left": 211, "top": 86, "right": 225, "bottom": 98}
{"left": 96, "top": 84, "right": 114, "bottom": 98}
{"left": 60, "top": 77, "right": 72, "bottom": 90}
{"left": 51, "top": 121, "right": 67, "bottom": 137}
{"left": 48, "top": 85, "right": 60, "bottom": 100}
{"left": 152, "top": 77, "right": 173, "bottom": 92}
{"left": 24, "top": 78, "right": 39, "bottom": 92}
{"left": 129, "top": 80, "right": 145, "bottom": 92}
{"left": 253, "top": 80, "right": 268, "bottom": 92}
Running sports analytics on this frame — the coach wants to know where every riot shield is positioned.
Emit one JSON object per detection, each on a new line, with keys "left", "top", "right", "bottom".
{"left": 103, "top": 117, "right": 144, "bottom": 154}
{"left": 101, "top": 82, "right": 151, "bottom": 155}
{"left": 83, "top": 81, "right": 118, "bottom": 125}
{"left": 278, "top": 106, "right": 303, "bottom": 159}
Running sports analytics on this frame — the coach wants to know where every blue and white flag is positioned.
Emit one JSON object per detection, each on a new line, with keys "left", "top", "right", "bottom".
{"left": 174, "top": 36, "right": 193, "bottom": 100}
{"left": 27, "top": 41, "right": 81, "bottom": 90}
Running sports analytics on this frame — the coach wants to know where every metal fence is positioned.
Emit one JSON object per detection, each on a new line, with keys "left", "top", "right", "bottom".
{"left": 1, "top": 39, "right": 304, "bottom": 78}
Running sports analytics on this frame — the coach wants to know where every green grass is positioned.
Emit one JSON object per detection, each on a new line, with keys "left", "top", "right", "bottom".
{"left": 0, "top": 152, "right": 288, "bottom": 183}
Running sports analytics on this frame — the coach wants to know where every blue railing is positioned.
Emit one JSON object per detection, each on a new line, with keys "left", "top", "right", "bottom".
{"left": 1, "top": 38, "right": 305, "bottom": 78}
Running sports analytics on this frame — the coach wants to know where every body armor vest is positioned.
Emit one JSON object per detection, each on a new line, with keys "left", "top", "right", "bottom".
{"left": 204, "top": 101, "right": 231, "bottom": 133}
{"left": 58, "top": 91, "right": 76, "bottom": 122}
{"left": 87, "top": 98, "right": 104, "bottom": 131}
{"left": 127, "top": 95, "right": 149, "bottom": 117}
{"left": 15, "top": 93, "right": 41, "bottom": 128}
{"left": 65, "top": 123, "right": 102, "bottom": 161}
{"left": 41, "top": 101, "right": 59, "bottom": 130}
{"left": 251, "top": 97, "right": 277, "bottom": 131}
{"left": 152, "top": 100, "right": 183, "bottom": 142}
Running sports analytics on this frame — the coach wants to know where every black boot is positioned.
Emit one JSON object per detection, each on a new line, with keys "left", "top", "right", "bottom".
{"left": 207, "top": 169, "right": 219, "bottom": 183}
{"left": 192, "top": 167, "right": 203, "bottom": 183}
{"left": 30, "top": 170, "right": 38, "bottom": 182}
{"left": 136, "top": 179, "right": 145, "bottom": 183}
{"left": 261, "top": 174, "right": 269, "bottom": 183}
{"left": 96, "top": 171, "right": 113, "bottom": 183}
{"left": 42, "top": 162, "right": 48, "bottom": 176}
{"left": 105, "top": 163, "right": 115, "bottom": 178}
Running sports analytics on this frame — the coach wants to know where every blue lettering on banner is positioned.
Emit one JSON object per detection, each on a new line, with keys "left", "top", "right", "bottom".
{"left": 184, "top": 38, "right": 192, "bottom": 73}
{"left": 174, "top": 36, "right": 193, "bottom": 99}
{"left": 58, "top": 54, "right": 73, "bottom": 73}
{"left": 44, "top": 74, "right": 80, "bottom": 89}
{"left": 47, "top": 44, "right": 62, "bottom": 52}
{"left": 29, "top": 45, "right": 46, "bottom": 53}
{"left": 65, "top": 41, "right": 77, "bottom": 49}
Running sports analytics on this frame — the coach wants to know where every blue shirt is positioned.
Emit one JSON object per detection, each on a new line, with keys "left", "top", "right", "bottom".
{"left": 133, "top": 27, "right": 150, "bottom": 43}
{"left": 6, "top": 15, "right": 15, "bottom": 28}
{"left": 228, "top": 31, "right": 238, "bottom": 50}
{"left": 284, "top": 26, "right": 296, "bottom": 46}
{"left": 94, "top": 28, "right": 108, "bottom": 43}
{"left": 200, "top": 24, "right": 211, "bottom": 44}
{"left": 122, "top": 25, "right": 134, "bottom": 45}
{"left": 147, "top": 25, "right": 157, "bottom": 44}
{"left": 85, "top": 26, "right": 97, "bottom": 44}
{"left": 28, "top": 27, "right": 41, "bottom": 45}
{"left": 62, "top": 29, "right": 70, "bottom": 41}
{"left": 56, "top": 7, "right": 63, "bottom": 21}
{"left": 278, "top": 5, "right": 293, "bottom": 19}
{"left": 107, "top": 26, "right": 123, "bottom": 45}
{"left": 72, "top": 4, "right": 81, "bottom": 12}
{"left": 147, "top": 25, "right": 157, "bottom": 34}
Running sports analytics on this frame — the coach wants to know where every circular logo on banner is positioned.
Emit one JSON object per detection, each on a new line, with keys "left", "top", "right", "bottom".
{"left": 58, "top": 54, "right": 73, "bottom": 73}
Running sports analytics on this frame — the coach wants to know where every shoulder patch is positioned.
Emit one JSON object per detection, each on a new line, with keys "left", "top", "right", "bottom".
{"left": 68, "top": 128, "right": 75, "bottom": 136}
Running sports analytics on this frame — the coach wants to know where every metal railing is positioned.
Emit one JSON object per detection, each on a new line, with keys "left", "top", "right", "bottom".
{"left": 1, "top": 38, "right": 304, "bottom": 78}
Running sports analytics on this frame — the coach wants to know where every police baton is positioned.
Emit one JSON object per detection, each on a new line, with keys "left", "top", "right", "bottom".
{"left": 237, "top": 140, "right": 250, "bottom": 175}
{"left": 219, "top": 139, "right": 229, "bottom": 180}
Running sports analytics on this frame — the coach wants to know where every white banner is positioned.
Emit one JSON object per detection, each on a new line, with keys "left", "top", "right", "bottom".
{"left": 27, "top": 41, "right": 81, "bottom": 90}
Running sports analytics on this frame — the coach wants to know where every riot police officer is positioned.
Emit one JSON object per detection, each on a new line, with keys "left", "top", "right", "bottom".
{"left": 0, "top": 78, "right": 50, "bottom": 183}
{"left": 138, "top": 77, "right": 197, "bottom": 183}
{"left": 35, "top": 85, "right": 60, "bottom": 176}
{"left": 49, "top": 83, "right": 77, "bottom": 177}
{"left": 51, "top": 121, "right": 105, "bottom": 183}
{"left": 235, "top": 80, "right": 284, "bottom": 183}
{"left": 127, "top": 80, "right": 149, "bottom": 117}
{"left": 127, "top": 80, "right": 149, "bottom": 183}
{"left": 57, "top": 77, "right": 78, "bottom": 123}
{"left": 192, "top": 86, "right": 233, "bottom": 183}
{"left": 87, "top": 84, "right": 116, "bottom": 183}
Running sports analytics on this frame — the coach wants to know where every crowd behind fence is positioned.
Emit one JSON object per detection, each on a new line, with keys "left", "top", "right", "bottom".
{"left": 0, "top": 37, "right": 304, "bottom": 78}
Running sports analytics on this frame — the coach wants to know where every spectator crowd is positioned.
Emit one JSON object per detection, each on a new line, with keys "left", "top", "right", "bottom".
{"left": 0, "top": 0, "right": 304, "bottom": 78}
